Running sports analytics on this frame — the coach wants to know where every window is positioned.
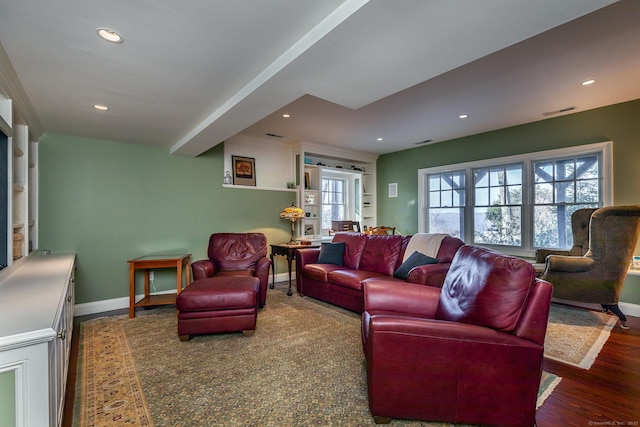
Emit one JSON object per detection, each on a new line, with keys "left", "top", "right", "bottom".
{"left": 321, "top": 176, "right": 347, "bottom": 231}
{"left": 533, "top": 154, "right": 600, "bottom": 248}
{"left": 418, "top": 142, "right": 612, "bottom": 255}
{"left": 427, "top": 171, "right": 465, "bottom": 238}
{"left": 474, "top": 164, "right": 523, "bottom": 246}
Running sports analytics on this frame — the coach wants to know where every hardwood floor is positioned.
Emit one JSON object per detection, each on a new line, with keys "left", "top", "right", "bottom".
{"left": 62, "top": 307, "right": 640, "bottom": 427}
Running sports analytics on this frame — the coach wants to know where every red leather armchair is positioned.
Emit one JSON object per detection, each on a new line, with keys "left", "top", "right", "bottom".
{"left": 362, "top": 245, "right": 553, "bottom": 426}
{"left": 191, "top": 233, "right": 272, "bottom": 307}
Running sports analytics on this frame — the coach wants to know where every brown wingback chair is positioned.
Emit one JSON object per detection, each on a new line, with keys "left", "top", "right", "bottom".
{"left": 540, "top": 206, "right": 640, "bottom": 329}
{"left": 535, "top": 207, "right": 597, "bottom": 262}
{"left": 191, "top": 233, "right": 271, "bottom": 307}
{"left": 362, "top": 245, "right": 553, "bottom": 426}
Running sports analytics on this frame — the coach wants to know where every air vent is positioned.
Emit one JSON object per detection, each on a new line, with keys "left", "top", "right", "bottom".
{"left": 265, "top": 133, "right": 283, "bottom": 138}
{"left": 542, "top": 106, "right": 576, "bottom": 116}
{"left": 415, "top": 139, "right": 432, "bottom": 145}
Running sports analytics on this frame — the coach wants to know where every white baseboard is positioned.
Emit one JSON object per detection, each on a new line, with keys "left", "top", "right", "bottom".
{"left": 74, "top": 272, "right": 292, "bottom": 317}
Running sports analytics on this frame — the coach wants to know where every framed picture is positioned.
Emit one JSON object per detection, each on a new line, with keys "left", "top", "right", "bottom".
{"left": 232, "top": 156, "right": 256, "bottom": 186}
{"left": 305, "top": 224, "right": 315, "bottom": 235}
{"left": 304, "top": 172, "right": 311, "bottom": 189}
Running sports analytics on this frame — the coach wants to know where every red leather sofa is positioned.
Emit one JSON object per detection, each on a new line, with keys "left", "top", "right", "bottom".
{"left": 361, "top": 245, "right": 553, "bottom": 426}
{"left": 295, "top": 232, "right": 464, "bottom": 313}
{"left": 191, "top": 233, "right": 271, "bottom": 308}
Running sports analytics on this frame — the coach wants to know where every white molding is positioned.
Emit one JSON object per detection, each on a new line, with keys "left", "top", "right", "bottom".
{"left": 0, "top": 41, "right": 42, "bottom": 138}
{"left": 74, "top": 272, "right": 293, "bottom": 316}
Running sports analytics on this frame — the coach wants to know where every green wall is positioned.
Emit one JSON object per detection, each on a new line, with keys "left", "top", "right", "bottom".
{"left": 39, "top": 135, "right": 293, "bottom": 304}
{"left": 376, "top": 98, "right": 640, "bottom": 304}
{"left": 0, "top": 370, "right": 15, "bottom": 427}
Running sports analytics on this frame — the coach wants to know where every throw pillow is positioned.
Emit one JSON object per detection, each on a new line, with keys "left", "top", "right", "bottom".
{"left": 317, "top": 242, "right": 346, "bottom": 266}
{"left": 393, "top": 251, "right": 438, "bottom": 279}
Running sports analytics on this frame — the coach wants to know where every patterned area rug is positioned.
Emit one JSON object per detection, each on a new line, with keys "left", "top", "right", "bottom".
{"left": 74, "top": 284, "right": 560, "bottom": 426}
{"left": 544, "top": 303, "right": 617, "bottom": 369}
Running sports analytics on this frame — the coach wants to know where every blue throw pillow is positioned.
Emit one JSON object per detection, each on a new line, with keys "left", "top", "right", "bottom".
{"left": 317, "top": 242, "right": 346, "bottom": 266}
{"left": 393, "top": 251, "right": 438, "bottom": 279}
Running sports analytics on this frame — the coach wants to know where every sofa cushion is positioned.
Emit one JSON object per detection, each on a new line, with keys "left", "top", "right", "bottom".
{"left": 332, "top": 232, "right": 368, "bottom": 269}
{"left": 302, "top": 263, "right": 346, "bottom": 282}
{"left": 359, "top": 235, "right": 404, "bottom": 276}
{"left": 393, "top": 251, "right": 438, "bottom": 280}
{"left": 436, "top": 245, "right": 536, "bottom": 332}
{"left": 317, "top": 242, "right": 346, "bottom": 265}
{"left": 328, "top": 269, "right": 386, "bottom": 290}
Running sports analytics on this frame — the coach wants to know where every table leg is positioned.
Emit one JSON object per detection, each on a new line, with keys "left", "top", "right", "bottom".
{"left": 129, "top": 264, "right": 136, "bottom": 318}
{"left": 270, "top": 253, "right": 275, "bottom": 289}
{"left": 286, "top": 252, "right": 294, "bottom": 296}
{"left": 176, "top": 260, "right": 183, "bottom": 295}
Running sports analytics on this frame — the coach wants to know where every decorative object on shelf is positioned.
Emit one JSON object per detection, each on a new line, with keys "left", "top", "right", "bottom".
{"left": 305, "top": 224, "right": 315, "bottom": 235}
{"left": 287, "top": 182, "right": 296, "bottom": 189}
{"left": 304, "top": 172, "right": 311, "bottom": 189}
{"left": 223, "top": 170, "right": 232, "bottom": 185}
{"left": 232, "top": 155, "right": 256, "bottom": 186}
{"left": 305, "top": 193, "right": 315, "bottom": 204}
{"left": 280, "top": 204, "right": 305, "bottom": 245}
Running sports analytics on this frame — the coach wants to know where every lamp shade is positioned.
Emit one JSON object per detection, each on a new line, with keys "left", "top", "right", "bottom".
{"left": 280, "top": 204, "right": 305, "bottom": 220}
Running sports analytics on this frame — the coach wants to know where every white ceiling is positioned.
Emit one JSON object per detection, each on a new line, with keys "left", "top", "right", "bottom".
{"left": 1, "top": 0, "right": 638, "bottom": 157}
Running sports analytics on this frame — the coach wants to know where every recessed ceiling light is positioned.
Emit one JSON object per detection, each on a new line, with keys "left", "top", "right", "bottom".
{"left": 282, "top": 114, "right": 291, "bottom": 118}
{"left": 582, "top": 79, "right": 596, "bottom": 86}
{"left": 377, "top": 138, "right": 383, "bottom": 141}
{"left": 93, "top": 104, "right": 109, "bottom": 111}
{"left": 459, "top": 114, "right": 468, "bottom": 119}
{"left": 96, "top": 28, "right": 123, "bottom": 43}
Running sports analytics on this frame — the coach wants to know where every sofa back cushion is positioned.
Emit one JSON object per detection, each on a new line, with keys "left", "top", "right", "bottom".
{"left": 359, "top": 235, "right": 404, "bottom": 276}
{"left": 435, "top": 236, "right": 465, "bottom": 263}
{"left": 436, "top": 245, "right": 536, "bottom": 332}
{"left": 332, "top": 232, "right": 368, "bottom": 269}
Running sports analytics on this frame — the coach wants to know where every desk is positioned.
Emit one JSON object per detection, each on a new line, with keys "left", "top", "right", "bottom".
{"left": 128, "top": 253, "right": 191, "bottom": 318}
{"left": 270, "top": 243, "right": 320, "bottom": 296}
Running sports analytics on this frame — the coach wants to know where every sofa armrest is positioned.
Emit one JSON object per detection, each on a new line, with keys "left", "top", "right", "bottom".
{"left": 363, "top": 281, "right": 440, "bottom": 318}
{"left": 191, "top": 259, "right": 216, "bottom": 280}
{"left": 405, "top": 263, "right": 451, "bottom": 288}
{"left": 546, "top": 254, "right": 594, "bottom": 273}
{"left": 295, "top": 247, "right": 320, "bottom": 267}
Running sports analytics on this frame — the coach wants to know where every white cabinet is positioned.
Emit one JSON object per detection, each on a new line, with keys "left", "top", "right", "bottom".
{"left": 0, "top": 252, "right": 76, "bottom": 427}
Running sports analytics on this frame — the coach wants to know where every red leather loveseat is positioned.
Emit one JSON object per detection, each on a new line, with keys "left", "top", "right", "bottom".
{"left": 295, "top": 232, "right": 464, "bottom": 313}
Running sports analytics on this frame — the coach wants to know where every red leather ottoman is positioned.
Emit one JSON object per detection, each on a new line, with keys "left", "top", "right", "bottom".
{"left": 176, "top": 276, "right": 260, "bottom": 341}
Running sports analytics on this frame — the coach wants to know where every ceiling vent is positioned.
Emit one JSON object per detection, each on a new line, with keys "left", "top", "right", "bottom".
{"left": 265, "top": 133, "right": 283, "bottom": 138}
{"left": 542, "top": 106, "right": 576, "bottom": 116}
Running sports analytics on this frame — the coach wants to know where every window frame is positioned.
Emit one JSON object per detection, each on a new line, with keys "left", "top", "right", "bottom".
{"left": 418, "top": 141, "right": 612, "bottom": 257}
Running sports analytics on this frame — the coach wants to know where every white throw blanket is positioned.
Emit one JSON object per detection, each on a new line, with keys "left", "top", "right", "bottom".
{"left": 403, "top": 233, "right": 449, "bottom": 262}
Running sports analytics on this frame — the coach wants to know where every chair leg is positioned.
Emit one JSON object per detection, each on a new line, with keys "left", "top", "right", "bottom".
{"left": 602, "top": 304, "right": 629, "bottom": 329}
{"left": 179, "top": 334, "right": 191, "bottom": 342}
{"left": 373, "top": 416, "right": 392, "bottom": 424}
{"left": 242, "top": 329, "right": 255, "bottom": 337}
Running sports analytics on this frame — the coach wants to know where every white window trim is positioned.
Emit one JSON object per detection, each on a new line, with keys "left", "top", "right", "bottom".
{"left": 418, "top": 141, "right": 613, "bottom": 257}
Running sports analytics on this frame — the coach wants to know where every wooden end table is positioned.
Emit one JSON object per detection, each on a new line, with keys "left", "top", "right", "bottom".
{"left": 128, "top": 253, "right": 191, "bottom": 318}
{"left": 270, "top": 243, "right": 320, "bottom": 296}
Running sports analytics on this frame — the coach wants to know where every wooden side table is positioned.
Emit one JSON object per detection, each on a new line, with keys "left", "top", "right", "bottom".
{"left": 270, "top": 243, "right": 319, "bottom": 296}
{"left": 128, "top": 253, "right": 191, "bottom": 318}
